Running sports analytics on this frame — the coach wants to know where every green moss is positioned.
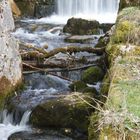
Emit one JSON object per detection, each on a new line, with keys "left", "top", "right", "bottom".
{"left": 69, "top": 81, "right": 88, "bottom": 92}
{"left": 88, "top": 112, "right": 100, "bottom": 140}
{"left": 81, "top": 66, "right": 104, "bottom": 84}
{"left": 111, "top": 21, "right": 134, "bottom": 44}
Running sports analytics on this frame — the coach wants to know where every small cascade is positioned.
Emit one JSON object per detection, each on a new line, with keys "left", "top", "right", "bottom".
{"left": 0, "top": 110, "right": 31, "bottom": 140}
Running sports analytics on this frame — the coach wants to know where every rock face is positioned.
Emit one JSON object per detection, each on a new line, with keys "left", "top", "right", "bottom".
{"left": 15, "top": 0, "right": 55, "bottom": 17}
{"left": 0, "top": 0, "right": 22, "bottom": 109}
{"left": 63, "top": 18, "right": 100, "bottom": 35}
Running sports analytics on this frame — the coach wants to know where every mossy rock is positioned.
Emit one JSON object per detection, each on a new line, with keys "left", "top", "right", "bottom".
{"left": 0, "top": 76, "right": 23, "bottom": 110}
{"left": 95, "top": 34, "right": 110, "bottom": 48}
{"left": 81, "top": 66, "right": 104, "bottom": 84}
{"left": 30, "top": 92, "right": 95, "bottom": 133}
{"left": 69, "top": 81, "right": 88, "bottom": 92}
{"left": 63, "top": 18, "right": 100, "bottom": 35}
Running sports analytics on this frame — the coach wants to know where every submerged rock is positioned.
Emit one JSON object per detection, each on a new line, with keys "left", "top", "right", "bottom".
{"left": 30, "top": 92, "right": 95, "bottom": 133}
{"left": 63, "top": 18, "right": 100, "bottom": 35}
{"left": 81, "top": 66, "right": 104, "bottom": 84}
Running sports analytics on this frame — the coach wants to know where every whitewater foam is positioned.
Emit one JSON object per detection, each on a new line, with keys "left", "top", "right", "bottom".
{"left": 0, "top": 110, "right": 31, "bottom": 140}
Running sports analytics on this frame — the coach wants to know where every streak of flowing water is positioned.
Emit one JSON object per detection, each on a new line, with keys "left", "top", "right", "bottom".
{"left": 0, "top": 110, "right": 31, "bottom": 140}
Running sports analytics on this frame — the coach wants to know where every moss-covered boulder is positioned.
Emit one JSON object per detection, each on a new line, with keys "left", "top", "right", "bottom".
{"left": 81, "top": 66, "right": 104, "bottom": 84}
{"left": 30, "top": 92, "right": 95, "bottom": 133}
{"left": 63, "top": 18, "right": 100, "bottom": 35}
{"left": 69, "top": 81, "right": 88, "bottom": 92}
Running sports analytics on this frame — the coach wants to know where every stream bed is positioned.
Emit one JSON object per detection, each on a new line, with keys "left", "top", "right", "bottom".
{"left": 1, "top": 19, "right": 102, "bottom": 139}
{"left": 0, "top": 15, "right": 108, "bottom": 139}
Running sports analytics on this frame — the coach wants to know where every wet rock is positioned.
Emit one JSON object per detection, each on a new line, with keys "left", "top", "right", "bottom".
{"left": 30, "top": 92, "right": 95, "bottom": 133}
{"left": 95, "top": 34, "right": 110, "bottom": 48}
{"left": 63, "top": 18, "right": 100, "bottom": 35}
{"left": 99, "top": 23, "right": 113, "bottom": 33}
{"left": 81, "top": 66, "right": 104, "bottom": 84}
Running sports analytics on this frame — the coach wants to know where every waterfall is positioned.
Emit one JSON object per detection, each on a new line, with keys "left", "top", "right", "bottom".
{"left": 20, "top": 0, "right": 120, "bottom": 25}
{"left": 0, "top": 110, "right": 31, "bottom": 140}
{"left": 55, "top": 0, "right": 120, "bottom": 23}
{"left": 56, "top": 0, "right": 119, "bottom": 16}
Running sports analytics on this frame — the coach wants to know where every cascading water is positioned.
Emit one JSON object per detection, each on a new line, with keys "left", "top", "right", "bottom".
{"left": 0, "top": 110, "right": 31, "bottom": 140}
{"left": 55, "top": 0, "right": 120, "bottom": 23}
{"left": 56, "top": 0, "right": 118, "bottom": 16}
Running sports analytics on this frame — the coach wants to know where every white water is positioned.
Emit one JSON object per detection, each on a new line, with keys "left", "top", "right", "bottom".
{"left": 57, "top": 0, "right": 118, "bottom": 16}
{"left": 55, "top": 0, "right": 120, "bottom": 23}
{"left": 0, "top": 110, "right": 31, "bottom": 140}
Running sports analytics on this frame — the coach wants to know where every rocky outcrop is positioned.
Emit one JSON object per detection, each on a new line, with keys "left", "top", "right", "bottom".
{"left": 0, "top": 0, "right": 22, "bottom": 109}
{"left": 14, "top": 0, "right": 55, "bottom": 17}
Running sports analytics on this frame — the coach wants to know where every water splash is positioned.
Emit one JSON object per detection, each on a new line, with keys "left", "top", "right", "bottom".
{"left": 0, "top": 110, "right": 31, "bottom": 140}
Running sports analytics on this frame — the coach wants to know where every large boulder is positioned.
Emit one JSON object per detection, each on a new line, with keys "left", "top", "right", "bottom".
{"left": 0, "top": 0, "right": 22, "bottom": 109}
{"left": 63, "top": 18, "right": 100, "bottom": 35}
{"left": 30, "top": 92, "right": 95, "bottom": 133}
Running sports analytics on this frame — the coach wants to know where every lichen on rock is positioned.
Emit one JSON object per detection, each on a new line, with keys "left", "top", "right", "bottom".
{"left": 0, "top": 0, "right": 22, "bottom": 110}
